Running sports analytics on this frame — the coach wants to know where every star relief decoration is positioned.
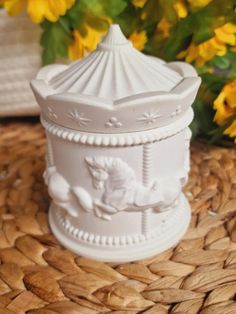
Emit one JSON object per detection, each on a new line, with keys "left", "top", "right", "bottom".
{"left": 137, "top": 110, "right": 162, "bottom": 125}
{"left": 67, "top": 110, "right": 91, "bottom": 127}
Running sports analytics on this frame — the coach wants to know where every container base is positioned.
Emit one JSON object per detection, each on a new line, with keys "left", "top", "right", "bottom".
{"left": 49, "top": 194, "right": 191, "bottom": 263}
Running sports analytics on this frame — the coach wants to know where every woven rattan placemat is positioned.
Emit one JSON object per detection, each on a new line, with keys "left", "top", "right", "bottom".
{"left": 0, "top": 122, "right": 236, "bottom": 314}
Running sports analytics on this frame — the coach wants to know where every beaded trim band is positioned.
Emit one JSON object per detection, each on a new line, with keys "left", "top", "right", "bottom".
{"left": 41, "top": 108, "right": 193, "bottom": 147}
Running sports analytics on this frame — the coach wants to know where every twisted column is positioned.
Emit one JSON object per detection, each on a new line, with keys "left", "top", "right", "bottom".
{"left": 142, "top": 143, "right": 152, "bottom": 235}
{"left": 46, "top": 134, "right": 54, "bottom": 167}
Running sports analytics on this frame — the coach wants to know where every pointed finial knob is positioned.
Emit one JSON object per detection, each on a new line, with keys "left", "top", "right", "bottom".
{"left": 99, "top": 24, "right": 131, "bottom": 50}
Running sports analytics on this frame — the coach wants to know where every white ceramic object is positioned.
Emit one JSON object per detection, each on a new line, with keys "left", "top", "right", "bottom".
{"left": 31, "top": 25, "right": 201, "bottom": 262}
{"left": 0, "top": 11, "right": 41, "bottom": 116}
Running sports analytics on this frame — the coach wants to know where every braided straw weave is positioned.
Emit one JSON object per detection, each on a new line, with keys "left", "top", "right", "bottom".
{"left": 0, "top": 11, "right": 41, "bottom": 117}
{"left": 0, "top": 122, "right": 236, "bottom": 314}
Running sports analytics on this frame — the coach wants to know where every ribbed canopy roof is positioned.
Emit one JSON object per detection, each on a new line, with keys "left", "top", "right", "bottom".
{"left": 49, "top": 25, "right": 183, "bottom": 101}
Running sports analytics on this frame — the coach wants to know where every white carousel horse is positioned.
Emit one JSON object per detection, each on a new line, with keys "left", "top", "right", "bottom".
{"left": 44, "top": 166, "right": 93, "bottom": 218}
{"left": 45, "top": 156, "right": 184, "bottom": 221}
{"left": 85, "top": 156, "right": 182, "bottom": 216}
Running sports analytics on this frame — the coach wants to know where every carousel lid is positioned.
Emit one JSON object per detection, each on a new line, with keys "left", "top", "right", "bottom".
{"left": 31, "top": 24, "right": 201, "bottom": 134}
{"left": 48, "top": 24, "right": 183, "bottom": 100}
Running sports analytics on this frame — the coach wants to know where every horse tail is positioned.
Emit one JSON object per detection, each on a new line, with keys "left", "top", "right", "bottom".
{"left": 48, "top": 172, "right": 70, "bottom": 203}
{"left": 72, "top": 187, "right": 93, "bottom": 212}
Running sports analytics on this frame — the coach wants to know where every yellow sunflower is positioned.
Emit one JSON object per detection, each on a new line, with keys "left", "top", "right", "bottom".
{"left": 129, "top": 31, "right": 147, "bottom": 51}
{"left": 214, "top": 81, "right": 236, "bottom": 138}
{"left": 177, "top": 23, "right": 236, "bottom": 67}
{"left": 68, "top": 26, "right": 105, "bottom": 60}
{"left": 3, "top": 0, "right": 75, "bottom": 23}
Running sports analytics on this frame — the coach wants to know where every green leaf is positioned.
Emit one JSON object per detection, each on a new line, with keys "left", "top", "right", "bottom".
{"left": 211, "top": 55, "right": 231, "bottom": 70}
{"left": 59, "top": 16, "right": 72, "bottom": 35}
{"left": 226, "top": 51, "right": 236, "bottom": 79}
{"left": 66, "top": 2, "right": 84, "bottom": 29}
{"left": 102, "top": 0, "right": 127, "bottom": 17}
{"left": 159, "top": 0, "right": 178, "bottom": 24}
{"left": 191, "top": 6, "right": 220, "bottom": 44}
{"left": 140, "top": 0, "right": 177, "bottom": 26}
{"left": 193, "top": 26, "right": 214, "bottom": 44}
{"left": 40, "top": 20, "right": 72, "bottom": 64}
{"left": 163, "top": 18, "right": 192, "bottom": 60}
{"left": 66, "top": 0, "right": 127, "bottom": 37}
{"left": 78, "top": 0, "right": 127, "bottom": 18}
{"left": 200, "top": 72, "right": 229, "bottom": 94}
{"left": 85, "top": 15, "right": 109, "bottom": 31}
{"left": 163, "top": 0, "right": 236, "bottom": 60}
{"left": 114, "top": 3, "right": 140, "bottom": 36}
{"left": 190, "top": 99, "right": 217, "bottom": 138}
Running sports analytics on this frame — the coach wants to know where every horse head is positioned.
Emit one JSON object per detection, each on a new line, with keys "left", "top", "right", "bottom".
{"left": 85, "top": 157, "right": 112, "bottom": 190}
{"left": 85, "top": 156, "right": 136, "bottom": 192}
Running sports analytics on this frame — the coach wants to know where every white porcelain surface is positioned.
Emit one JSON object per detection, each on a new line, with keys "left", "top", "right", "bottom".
{"left": 49, "top": 194, "right": 191, "bottom": 262}
{"left": 31, "top": 25, "right": 200, "bottom": 133}
{"left": 31, "top": 24, "right": 201, "bottom": 262}
{"left": 49, "top": 25, "right": 182, "bottom": 98}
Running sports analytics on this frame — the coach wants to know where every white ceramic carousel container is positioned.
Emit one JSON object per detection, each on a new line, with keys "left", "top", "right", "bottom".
{"left": 31, "top": 25, "right": 201, "bottom": 262}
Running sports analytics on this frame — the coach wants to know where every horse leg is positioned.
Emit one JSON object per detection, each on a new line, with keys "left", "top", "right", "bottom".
{"left": 93, "top": 199, "right": 119, "bottom": 221}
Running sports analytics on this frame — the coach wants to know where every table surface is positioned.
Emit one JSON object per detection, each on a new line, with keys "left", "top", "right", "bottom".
{"left": 0, "top": 122, "right": 236, "bottom": 314}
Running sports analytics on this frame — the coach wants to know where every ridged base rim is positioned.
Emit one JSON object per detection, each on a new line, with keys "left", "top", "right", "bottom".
{"left": 49, "top": 196, "right": 191, "bottom": 263}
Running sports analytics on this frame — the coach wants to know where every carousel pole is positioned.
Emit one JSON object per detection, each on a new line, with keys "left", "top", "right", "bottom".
{"left": 46, "top": 134, "right": 54, "bottom": 167}
{"left": 142, "top": 143, "right": 152, "bottom": 235}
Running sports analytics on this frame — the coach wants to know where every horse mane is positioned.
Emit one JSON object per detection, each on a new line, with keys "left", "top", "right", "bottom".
{"left": 85, "top": 156, "right": 135, "bottom": 181}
